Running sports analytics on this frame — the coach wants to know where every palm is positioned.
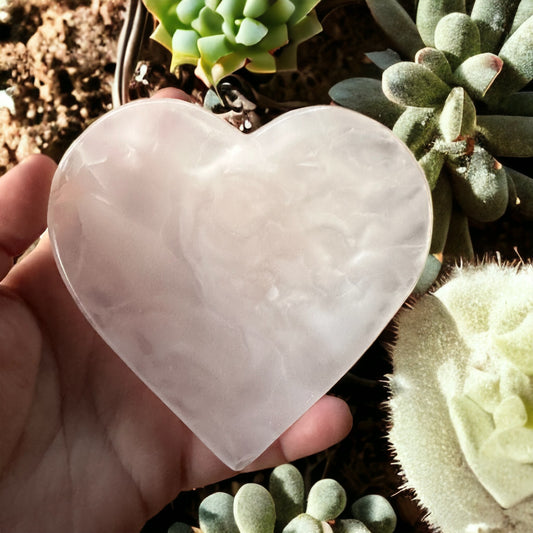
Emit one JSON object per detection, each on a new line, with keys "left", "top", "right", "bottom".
{"left": 0, "top": 152, "right": 351, "bottom": 533}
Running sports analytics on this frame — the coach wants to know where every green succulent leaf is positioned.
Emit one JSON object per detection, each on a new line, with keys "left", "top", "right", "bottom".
{"left": 429, "top": 171, "right": 453, "bottom": 253}
{"left": 415, "top": 47, "right": 454, "bottom": 84}
{"left": 350, "top": 494, "right": 397, "bottom": 533}
{"left": 364, "top": 0, "right": 424, "bottom": 59}
{"left": 365, "top": 49, "right": 402, "bottom": 71}
{"left": 142, "top": 0, "right": 322, "bottom": 87}
{"left": 419, "top": 146, "right": 446, "bottom": 190}
{"left": 442, "top": 208, "right": 474, "bottom": 258}
{"left": 453, "top": 52, "right": 503, "bottom": 100}
{"left": 416, "top": 0, "right": 466, "bottom": 47}
{"left": 496, "top": 91, "right": 533, "bottom": 115}
{"left": 447, "top": 146, "right": 509, "bottom": 222}
{"left": 282, "top": 514, "right": 322, "bottom": 533}
{"left": 199, "top": 492, "right": 239, "bottom": 533}
{"left": 476, "top": 115, "right": 533, "bottom": 157}
{"left": 269, "top": 464, "right": 305, "bottom": 530}
{"left": 306, "top": 479, "right": 346, "bottom": 521}
{"left": 484, "top": 14, "right": 533, "bottom": 104}
{"left": 470, "top": 0, "right": 522, "bottom": 52}
{"left": 392, "top": 107, "right": 439, "bottom": 159}
{"left": 510, "top": 0, "right": 533, "bottom": 35}
{"left": 505, "top": 166, "right": 533, "bottom": 219}
{"left": 434, "top": 13, "right": 481, "bottom": 70}
{"left": 439, "top": 87, "right": 476, "bottom": 142}
{"left": 383, "top": 62, "right": 451, "bottom": 107}
{"left": 234, "top": 484, "right": 276, "bottom": 533}
{"left": 334, "top": 519, "right": 371, "bottom": 533}
{"left": 328, "top": 78, "right": 405, "bottom": 129}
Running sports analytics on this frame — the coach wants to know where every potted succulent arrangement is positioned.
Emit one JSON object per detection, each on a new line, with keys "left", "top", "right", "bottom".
{"left": 1, "top": 1, "right": 532, "bottom": 532}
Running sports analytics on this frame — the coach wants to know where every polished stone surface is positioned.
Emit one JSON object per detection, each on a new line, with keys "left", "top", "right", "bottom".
{"left": 48, "top": 99, "right": 431, "bottom": 470}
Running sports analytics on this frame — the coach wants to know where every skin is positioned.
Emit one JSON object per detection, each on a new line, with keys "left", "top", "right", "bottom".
{"left": 0, "top": 89, "right": 352, "bottom": 533}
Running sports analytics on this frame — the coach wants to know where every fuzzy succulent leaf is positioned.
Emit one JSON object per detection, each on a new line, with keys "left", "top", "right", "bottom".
{"left": 392, "top": 107, "right": 439, "bottom": 159}
{"left": 383, "top": 62, "right": 451, "bottom": 107}
{"left": 476, "top": 115, "right": 533, "bottom": 157}
{"left": 306, "top": 479, "right": 347, "bottom": 522}
{"left": 142, "top": 0, "right": 322, "bottom": 87}
{"left": 419, "top": 146, "right": 446, "bottom": 190}
{"left": 363, "top": 0, "right": 424, "bottom": 59}
{"left": 333, "top": 520, "right": 371, "bottom": 533}
{"left": 442, "top": 209, "right": 474, "bottom": 258}
{"left": 234, "top": 484, "right": 276, "bottom": 533}
{"left": 168, "top": 523, "right": 195, "bottom": 533}
{"left": 439, "top": 87, "right": 476, "bottom": 142}
{"left": 350, "top": 495, "right": 397, "bottom": 533}
{"left": 198, "top": 492, "right": 239, "bottom": 533}
{"left": 434, "top": 13, "right": 481, "bottom": 70}
{"left": 415, "top": 47, "right": 454, "bottom": 83}
{"left": 387, "top": 264, "right": 533, "bottom": 531}
{"left": 510, "top": 0, "right": 533, "bottom": 34}
{"left": 483, "top": 14, "right": 533, "bottom": 105}
{"left": 416, "top": 0, "right": 466, "bottom": 47}
{"left": 447, "top": 145, "right": 509, "bottom": 222}
{"left": 328, "top": 78, "right": 404, "bottom": 129}
{"left": 413, "top": 254, "right": 443, "bottom": 296}
{"left": 429, "top": 173, "right": 453, "bottom": 253}
{"left": 452, "top": 52, "right": 503, "bottom": 99}
{"left": 269, "top": 464, "right": 305, "bottom": 531}
{"left": 282, "top": 513, "right": 323, "bottom": 533}
{"left": 470, "top": 0, "right": 522, "bottom": 52}
{"left": 506, "top": 166, "right": 533, "bottom": 219}
{"left": 497, "top": 91, "right": 533, "bottom": 115}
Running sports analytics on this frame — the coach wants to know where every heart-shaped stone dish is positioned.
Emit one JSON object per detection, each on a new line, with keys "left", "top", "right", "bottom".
{"left": 48, "top": 99, "right": 431, "bottom": 470}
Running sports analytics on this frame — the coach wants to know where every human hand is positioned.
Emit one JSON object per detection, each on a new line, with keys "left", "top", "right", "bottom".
{"left": 0, "top": 90, "right": 352, "bottom": 533}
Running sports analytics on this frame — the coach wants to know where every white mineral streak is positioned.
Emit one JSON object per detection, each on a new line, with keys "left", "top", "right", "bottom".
{"left": 48, "top": 99, "right": 431, "bottom": 469}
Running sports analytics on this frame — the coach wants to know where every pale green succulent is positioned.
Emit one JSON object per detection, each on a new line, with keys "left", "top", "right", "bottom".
{"left": 142, "top": 0, "right": 322, "bottom": 87}
{"left": 388, "top": 262, "right": 533, "bottom": 532}
{"left": 330, "top": 0, "right": 533, "bottom": 280}
{"left": 167, "top": 463, "right": 396, "bottom": 533}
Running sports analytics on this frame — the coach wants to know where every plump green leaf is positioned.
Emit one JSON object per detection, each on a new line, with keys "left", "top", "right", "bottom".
{"left": 510, "top": 0, "right": 533, "bottom": 35}
{"left": 328, "top": 78, "right": 404, "bottom": 128}
{"left": 443, "top": 209, "right": 474, "bottom": 258}
{"left": 306, "top": 479, "right": 346, "bottom": 521}
{"left": 383, "top": 62, "right": 451, "bottom": 107}
{"left": 199, "top": 492, "right": 239, "bottom": 533}
{"left": 243, "top": 0, "right": 270, "bottom": 18}
{"left": 269, "top": 464, "right": 305, "bottom": 531}
{"left": 439, "top": 87, "right": 476, "bottom": 142}
{"left": 334, "top": 519, "right": 371, "bottom": 533}
{"left": 453, "top": 52, "right": 503, "bottom": 99}
{"left": 364, "top": 0, "right": 425, "bottom": 58}
{"left": 434, "top": 13, "right": 481, "bottom": 70}
{"left": 392, "top": 107, "right": 439, "bottom": 159}
{"left": 470, "top": 0, "right": 521, "bottom": 52}
{"left": 416, "top": 0, "right": 466, "bottom": 47}
{"left": 235, "top": 17, "right": 268, "bottom": 45}
{"left": 350, "top": 494, "right": 398, "bottom": 533}
{"left": 419, "top": 146, "right": 446, "bottom": 189}
{"left": 476, "top": 115, "right": 533, "bottom": 157}
{"left": 429, "top": 172, "right": 453, "bottom": 253}
{"left": 415, "top": 47, "right": 453, "bottom": 83}
{"left": 282, "top": 514, "right": 322, "bottom": 533}
{"left": 448, "top": 146, "right": 509, "bottom": 222}
{"left": 505, "top": 165, "right": 533, "bottom": 219}
{"left": 234, "top": 484, "right": 276, "bottom": 533}
{"left": 484, "top": 14, "right": 533, "bottom": 104}
{"left": 496, "top": 91, "right": 533, "bottom": 115}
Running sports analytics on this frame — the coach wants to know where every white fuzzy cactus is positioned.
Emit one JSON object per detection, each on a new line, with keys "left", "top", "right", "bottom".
{"left": 388, "top": 262, "right": 533, "bottom": 532}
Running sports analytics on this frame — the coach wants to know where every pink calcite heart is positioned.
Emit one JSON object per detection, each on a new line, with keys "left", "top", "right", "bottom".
{"left": 48, "top": 99, "right": 431, "bottom": 470}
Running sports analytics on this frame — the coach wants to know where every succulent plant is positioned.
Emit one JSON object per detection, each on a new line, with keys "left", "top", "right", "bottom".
{"left": 387, "top": 262, "right": 533, "bottom": 532}
{"left": 166, "top": 464, "right": 396, "bottom": 533}
{"left": 330, "top": 0, "right": 533, "bottom": 288}
{"left": 142, "top": 0, "right": 322, "bottom": 88}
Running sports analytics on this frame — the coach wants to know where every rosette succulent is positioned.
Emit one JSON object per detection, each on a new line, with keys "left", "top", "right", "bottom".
{"left": 142, "top": 0, "right": 322, "bottom": 87}
{"left": 388, "top": 263, "right": 533, "bottom": 532}
{"left": 330, "top": 0, "right": 533, "bottom": 272}
{"left": 167, "top": 463, "right": 396, "bottom": 533}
